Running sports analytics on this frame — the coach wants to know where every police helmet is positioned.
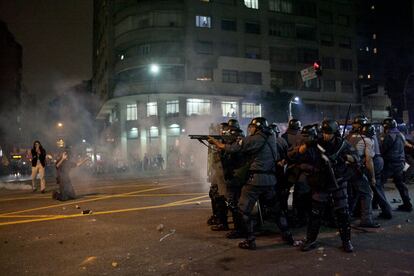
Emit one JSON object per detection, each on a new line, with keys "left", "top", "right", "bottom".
{"left": 249, "top": 117, "right": 268, "bottom": 130}
{"left": 361, "top": 123, "right": 376, "bottom": 138}
{"left": 382, "top": 118, "right": 397, "bottom": 129}
{"left": 227, "top": 119, "right": 240, "bottom": 130}
{"left": 353, "top": 115, "right": 368, "bottom": 126}
{"left": 321, "top": 119, "right": 339, "bottom": 134}
{"left": 288, "top": 119, "right": 302, "bottom": 130}
{"left": 270, "top": 123, "right": 281, "bottom": 134}
{"left": 301, "top": 125, "right": 318, "bottom": 139}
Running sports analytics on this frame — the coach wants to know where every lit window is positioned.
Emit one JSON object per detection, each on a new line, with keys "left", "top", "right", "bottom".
{"left": 222, "top": 102, "right": 238, "bottom": 117}
{"left": 126, "top": 104, "right": 137, "bottom": 121}
{"left": 269, "top": 0, "right": 293, "bottom": 13}
{"left": 372, "top": 33, "right": 376, "bottom": 40}
{"left": 127, "top": 127, "right": 139, "bottom": 139}
{"left": 371, "top": 5, "right": 375, "bottom": 10}
{"left": 367, "top": 74, "right": 371, "bottom": 79}
{"left": 244, "top": 0, "right": 259, "bottom": 9}
{"left": 167, "top": 124, "right": 180, "bottom": 136}
{"left": 196, "top": 15, "right": 211, "bottom": 28}
{"left": 149, "top": 126, "right": 159, "bottom": 137}
{"left": 147, "top": 102, "right": 158, "bottom": 117}
{"left": 373, "top": 48, "right": 378, "bottom": 54}
{"left": 186, "top": 99, "right": 211, "bottom": 116}
{"left": 242, "top": 103, "right": 261, "bottom": 118}
{"left": 166, "top": 100, "right": 179, "bottom": 115}
{"left": 365, "top": 46, "right": 369, "bottom": 52}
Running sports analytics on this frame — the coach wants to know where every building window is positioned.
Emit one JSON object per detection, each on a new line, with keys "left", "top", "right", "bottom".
{"left": 269, "top": 0, "right": 293, "bottom": 13}
{"left": 297, "top": 48, "right": 319, "bottom": 64}
{"left": 222, "top": 101, "right": 238, "bottom": 117}
{"left": 303, "top": 78, "right": 320, "bottom": 91}
{"left": 296, "top": 24, "right": 316, "bottom": 41}
{"left": 340, "top": 59, "right": 353, "bottom": 71}
{"left": 222, "top": 70, "right": 238, "bottom": 83}
{"left": 139, "top": 44, "right": 151, "bottom": 55}
{"left": 338, "top": 36, "right": 352, "bottom": 48}
{"left": 341, "top": 81, "right": 353, "bottom": 93}
{"left": 196, "top": 41, "right": 213, "bottom": 54}
{"left": 245, "top": 46, "right": 261, "bottom": 59}
{"left": 322, "top": 57, "right": 335, "bottom": 69}
{"left": 320, "top": 34, "right": 334, "bottom": 46}
{"left": 271, "top": 71, "right": 297, "bottom": 88}
{"left": 186, "top": 99, "right": 211, "bottom": 116}
{"left": 221, "top": 19, "right": 237, "bottom": 31}
{"left": 195, "top": 68, "right": 213, "bottom": 81}
{"left": 220, "top": 42, "right": 238, "bottom": 57}
{"left": 244, "top": 0, "right": 259, "bottom": 9}
{"left": 323, "top": 80, "right": 336, "bottom": 92}
{"left": 268, "top": 20, "right": 295, "bottom": 38}
{"left": 241, "top": 72, "right": 262, "bottom": 85}
{"left": 242, "top": 103, "right": 261, "bottom": 118}
{"left": 196, "top": 15, "right": 211, "bottom": 28}
{"left": 126, "top": 104, "right": 137, "bottom": 121}
{"left": 269, "top": 47, "right": 296, "bottom": 64}
{"left": 245, "top": 21, "right": 261, "bottom": 34}
{"left": 149, "top": 126, "right": 159, "bottom": 137}
{"left": 147, "top": 102, "right": 158, "bottom": 117}
{"left": 296, "top": 0, "right": 316, "bottom": 17}
{"left": 166, "top": 100, "right": 179, "bottom": 115}
{"left": 167, "top": 124, "right": 180, "bottom": 136}
{"left": 373, "top": 48, "right": 378, "bottom": 54}
{"left": 319, "top": 10, "right": 333, "bottom": 24}
{"left": 337, "top": 14, "right": 349, "bottom": 26}
{"left": 127, "top": 127, "right": 139, "bottom": 139}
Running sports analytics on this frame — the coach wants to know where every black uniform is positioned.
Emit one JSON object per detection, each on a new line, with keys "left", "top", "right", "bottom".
{"left": 300, "top": 131, "right": 357, "bottom": 252}
{"left": 225, "top": 125, "right": 293, "bottom": 249}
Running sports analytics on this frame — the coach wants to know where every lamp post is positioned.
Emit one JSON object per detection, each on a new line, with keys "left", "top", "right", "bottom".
{"left": 288, "top": 96, "right": 300, "bottom": 121}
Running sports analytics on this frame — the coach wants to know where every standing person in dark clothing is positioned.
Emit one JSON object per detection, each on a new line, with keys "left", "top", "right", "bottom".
{"left": 380, "top": 118, "right": 413, "bottom": 212}
{"left": 299, "top": 119, "right": 356, "bottom": 253}
{"left": 52, "top": 147, "right": 88, "bottom": 201}
{"left": 209, "top": 117, "right": 295, "bottom": 250}
{"left": 31, "top": 140, "right": 47, "bottom": 193}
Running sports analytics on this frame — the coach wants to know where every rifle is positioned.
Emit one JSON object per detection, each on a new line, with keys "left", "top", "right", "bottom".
{"left": 188, "top": 135, "right": 235, "bottom": 142}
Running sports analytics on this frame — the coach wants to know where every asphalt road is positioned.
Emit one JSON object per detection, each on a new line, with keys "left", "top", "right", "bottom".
{"left": 0, "top": 170, "right": 413, "bottom": 276}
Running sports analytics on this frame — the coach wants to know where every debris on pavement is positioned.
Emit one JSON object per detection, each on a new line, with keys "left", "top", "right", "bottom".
{"left": 156, "top": 224, "right": 164, "bottom": 232}
{"left": 160, "top": 229, "right": 176, "bottom": 242}
{"left": 75, "top": 205, "right": 80, "bottom": 209}
{"left": 111, "top": 262, "right": 118, "bottom": 268}
{"left": 397, "top": 224, "right": 402, "bottom": 229}
{"left": 82, "top": 210, "right": 93, "bottom": 215}
{"left": 80, "top": 256, "right": 97, "bottom": 266}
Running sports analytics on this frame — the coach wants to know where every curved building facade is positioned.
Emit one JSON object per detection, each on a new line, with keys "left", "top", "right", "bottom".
{"left": 93, "top": 0, "right": 359, "bottom": 167}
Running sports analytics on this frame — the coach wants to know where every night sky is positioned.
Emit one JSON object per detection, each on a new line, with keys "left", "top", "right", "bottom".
{"left": 0, "top": 0, "right": 92, "bottom": 101}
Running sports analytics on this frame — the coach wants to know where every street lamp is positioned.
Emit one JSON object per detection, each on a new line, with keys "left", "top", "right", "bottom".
{"left": 150, "top": 64, "right": 160, "bottom": 75}
{"left": 57, "top": 122, "right": 63, "bottom": 128}
{"left": 288, "top": 96, "right": 300, "bottom": 121}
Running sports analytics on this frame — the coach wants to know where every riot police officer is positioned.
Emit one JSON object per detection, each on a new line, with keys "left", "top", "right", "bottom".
{"left": 207, "top": 122, "right": 229, "bottom": 229}
{"left": 380, "top": 118, "right": 413, "bottom": 212}
{"left": 299, "top": 119, "right": 356, "bottom": 253}
{"left": 347, "top": 116, "right": 380, "bottom": 228}
{"left": 361, "top": 123, "right": 392, "bottom": 219}
{"left": 222, "top": 119, "right": 248, "bottom": 238}
{"left": 209, "top": 117, "right": 294, "bottom": 250}
{"left": 282, "top": 118, "right": 303, "bottom": 148}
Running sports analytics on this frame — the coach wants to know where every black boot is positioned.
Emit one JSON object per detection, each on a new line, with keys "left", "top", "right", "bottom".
{"left": 301, "top": 204, "right": 323, "bottom": 252}
{"left": 239, "top": 219, "right": 256, "bottom": 250}
{"left": 226, "top": 209, "right": 245, "bottom": 239}
{"left": 211, "top": 196, "right": 229, "bottom": 231}
{"left": 336, "top": 209, "right": 354, "bottom": 253}
{"left": 276, "top": 211, "right": 295, "bottom": 245}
